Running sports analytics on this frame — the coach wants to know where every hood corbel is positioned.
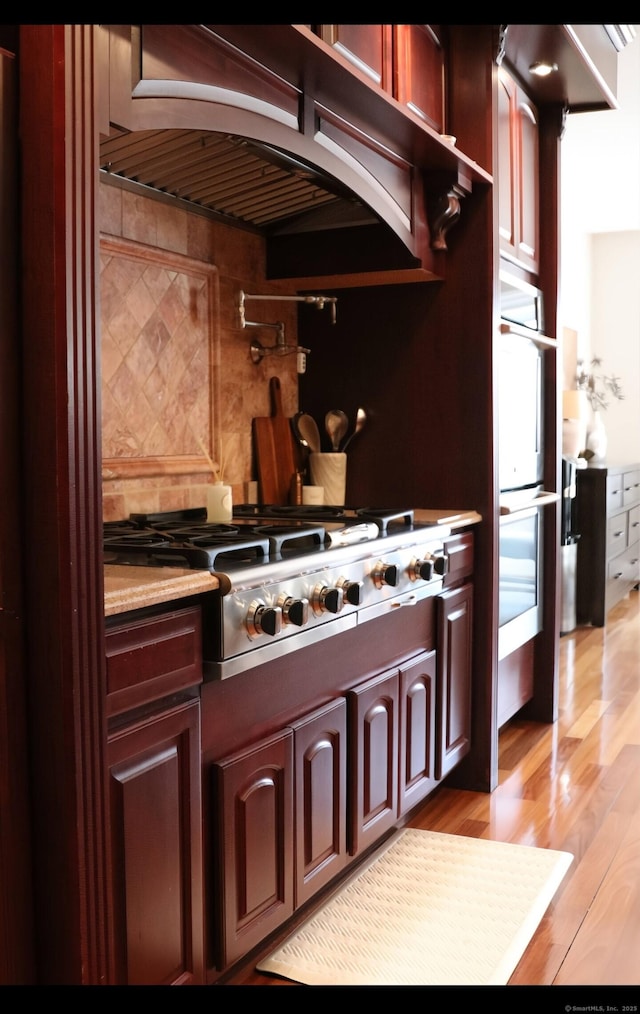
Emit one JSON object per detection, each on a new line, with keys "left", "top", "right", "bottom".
{"left": 425, "top": 168, "right": 473, "bottom": 252}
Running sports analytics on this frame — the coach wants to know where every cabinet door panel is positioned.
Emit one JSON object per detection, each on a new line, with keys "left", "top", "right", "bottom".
{"left": 498, "top": 71, "right": 516, "bottom": 251}
{"left": 518, "top": 97, "right": 539, "bottom": 269}
{"left": 291, "top": 698, "right": 348, "bottom": 907}
{"left": 349, "top": 669, "right": 398, "bottom": 856}
{"left": 436, "top": 584, "right": 473, "bottom": 780}
{"left": 320, "top": 24, "right": 392, "bottom": 88}
{"left": 108, "top": 699, "right": 203, "bottom": 985}
{"left": 213, "top": 731, "right": 293, "bottom": 968}
{"left": 498, "top": 68, "right": 539, "bottom": 273}
{"left": 399, "top": 651, "right": 437, "bottom": 815}
{"left": 394, "top": 25, "right": 444, "bottom": 132}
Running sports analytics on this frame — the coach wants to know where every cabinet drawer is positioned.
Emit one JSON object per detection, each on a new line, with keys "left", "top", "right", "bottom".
{"left": 607, "top": 541, "right": 640, "bottom": 585}
{"left": 623, "top": 470, "right": 640, "bottom": 506}
{"left": 106, "top": 606, "right": 202, "bottom": 716}
{"left": 607, "top": 511, "right": 628, "bottom": 556}
{"left": 443, "top": 531, "right": 474, "bottom": 586}
{"left": 629, "top": 505, "right": 640, "bottom": 542}
{"left": 606, "top": 474, "right": 624, "bottom": 513}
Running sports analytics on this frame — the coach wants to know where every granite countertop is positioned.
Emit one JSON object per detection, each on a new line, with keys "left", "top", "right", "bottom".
{"left": 104, "top": 565, "right": 220, "bottom": 617}
{"left": 413, "top": 507, "right": 482, "bottom": 528}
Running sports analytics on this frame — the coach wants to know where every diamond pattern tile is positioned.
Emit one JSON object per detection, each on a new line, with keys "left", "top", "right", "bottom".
{"left": 101, "top": 240, "right": 215, "bottom": 461}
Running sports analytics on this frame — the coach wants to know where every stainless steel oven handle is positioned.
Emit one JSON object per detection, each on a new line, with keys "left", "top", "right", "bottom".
{"left": 358, "top": 583, "right": 441, "bottom": 625}
{"left": 500, "top": 490, "right": 560, "bottom": 515}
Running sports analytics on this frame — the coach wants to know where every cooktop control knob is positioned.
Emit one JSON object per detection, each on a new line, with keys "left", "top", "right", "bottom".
{"left": 246, "top": 601, "right": 283, "bottom": 638}
{"left": 311, "top": 584, "right": 342, "bottom": 615}
{"left": 408, "top": 557, "right": 434, "bottom": 581}
{"left": 337, "top": 577, "right": 364, "bottom": 606}
{"left": 432, "top": 553, "right": 448, "bottom": 576}
{"left": 371, "top": 561, "right": 399, "bottom": 588}
{"left": 408, "top": 552, "right": 448, "bottom": 582}
{"left": 278, "top": 595, "right": 309, "bottom": 627}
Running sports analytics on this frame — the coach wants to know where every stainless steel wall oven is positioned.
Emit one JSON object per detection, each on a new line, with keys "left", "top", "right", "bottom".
{"left": 498, "top": 506, "right": 543, "bottom": 660}
{"left": 498, "top": 270, "right": 553, "bottom": 659}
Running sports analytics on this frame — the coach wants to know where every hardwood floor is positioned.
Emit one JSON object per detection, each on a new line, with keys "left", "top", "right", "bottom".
{"left": 412, "top": 589, "right": 640, "bottom": 987}
{"left": 226, "top": 589, "right": 640, "bottom": 987}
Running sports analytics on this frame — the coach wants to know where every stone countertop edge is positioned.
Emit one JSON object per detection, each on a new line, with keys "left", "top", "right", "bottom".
{"left": 104, "top": 566, "right": 220, "bottom": 617}
{"left": 413, "top": 508, "right": 482, "bottom": 528}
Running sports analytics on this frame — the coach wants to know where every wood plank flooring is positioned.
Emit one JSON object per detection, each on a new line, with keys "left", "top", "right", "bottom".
{"left": 225, "top": 588, "right": 640, "bottom": 987}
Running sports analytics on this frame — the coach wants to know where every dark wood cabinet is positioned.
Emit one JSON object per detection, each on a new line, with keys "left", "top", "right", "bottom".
{"left": 213, "top": 730, "right": 294, "bottom": 969}
{"left": 350, "top": 648, "right": 446, "bottom": 850}
{"left": 107, "top": 698, "right": 204, "bottom": 985}
{"left": 105, "top": 604, "right": 202, "bottom": 717}
{"left": 212, "top": 695, "right": 347, "bottom": 971}
{"left": 394, "top": 25, "right": 445, "bottom": 133}
{"left": 576, "top": 464, "right": 640, "bottom": 626}
{"left": 318, "top": 24, "right": 393, "bottom": 91}
{"left": 436, "top": 583, "right": 473, "bottom": 779}
{"left": 437, "top": 531, "right": 473, "bottom": 778}
{"left": 497, "top": 66, "right": 540, "bottom": 274}
{"left": 105, "top": 603, "right": 205, "bottom": 985}
{"left": 317, "top": 24, "right": 445, "bottom": 133}
{"left": 348, "top": 667, "right": 399, "bottom": 855}
{"left": 102, "top": 535, "right": 472, "bottom": 980}
{"left": 212, "top": 604, "right": 470, "bottom": 973}
{"left": 398, "top": 650, "right": 438, "bottom": 815}
{"left": 291, "top": 698, "right": 349, "bottom": 907}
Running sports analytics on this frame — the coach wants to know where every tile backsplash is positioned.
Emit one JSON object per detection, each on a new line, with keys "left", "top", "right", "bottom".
{"left": 99, "top": 181, "right": 299, "bottom": 520}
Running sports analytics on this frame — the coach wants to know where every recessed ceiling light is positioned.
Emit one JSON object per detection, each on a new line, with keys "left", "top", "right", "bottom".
{"left": 529, "top": 61, "right": 558, "bottom": 77}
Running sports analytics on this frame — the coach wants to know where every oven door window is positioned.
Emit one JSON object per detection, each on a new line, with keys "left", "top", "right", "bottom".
{"left": 498, "top": 333, "right": 543, "bottom": 493}
{"left": 498, "top": 509, "right": 543, "bottom": 659}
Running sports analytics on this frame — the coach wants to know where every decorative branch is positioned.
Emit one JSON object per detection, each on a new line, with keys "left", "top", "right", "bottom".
{"left": 576, "top": 356, "right": 624, "bottom": 411}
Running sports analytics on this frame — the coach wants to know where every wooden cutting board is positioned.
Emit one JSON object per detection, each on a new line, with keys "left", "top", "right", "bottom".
{"left": 253, "top": 376, "right": 297, "bottom": 505}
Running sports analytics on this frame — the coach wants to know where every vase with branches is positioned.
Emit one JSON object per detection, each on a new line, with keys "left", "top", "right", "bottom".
{"left": 576, "top": 356, "right": 624, "bottom": 411}
{"left": 575, "top": 356, "right": 624, "bottom": 462}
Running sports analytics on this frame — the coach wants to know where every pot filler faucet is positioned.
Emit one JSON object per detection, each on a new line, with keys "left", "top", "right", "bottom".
{"left": 238, "top": 290, "right": 338, "bottom": 374}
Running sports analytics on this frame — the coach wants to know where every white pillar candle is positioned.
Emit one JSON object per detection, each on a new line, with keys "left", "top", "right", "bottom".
{"left": 207, "top": 481, "right": 233, "bottom": 522}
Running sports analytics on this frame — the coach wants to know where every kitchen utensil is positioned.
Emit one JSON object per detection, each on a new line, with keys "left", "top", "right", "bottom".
{"left": 252, "top": 376, "right": 297, "bottom": 504}
{"left": 325, "top": 409, "right": 349, "bottom": 452}
{"left": 342, "top": 407, "right": 367, "bottom": 451}
{"left": 296, "top": 412, "right": 322, "bottom": 454}
{"left": 291, "top": 411, "right": 311, "bottom": 472}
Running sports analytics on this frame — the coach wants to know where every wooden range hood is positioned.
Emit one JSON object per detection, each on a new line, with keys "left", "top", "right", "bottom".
{"left": 99, "top": 24, "right": 629, "bottom": 288}
{"left": 100, "top": 24, "right": 496, "bottom": 288}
